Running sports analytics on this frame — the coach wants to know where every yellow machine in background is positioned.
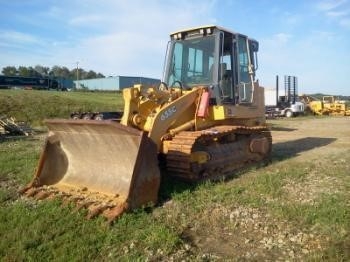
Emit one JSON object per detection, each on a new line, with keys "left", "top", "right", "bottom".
{"left": 22, "top": 26, "right": 272, "bottom": 222}
{"left": 302, "top": 95, "right": 350, "bottom": 116}
{"left": 322, "top": 96, "right": 350, "bottom": 115}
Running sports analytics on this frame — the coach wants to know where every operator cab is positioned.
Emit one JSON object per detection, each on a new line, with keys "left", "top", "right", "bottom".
{"left": 163, "top": 25, "right": 259, "bottom": 105}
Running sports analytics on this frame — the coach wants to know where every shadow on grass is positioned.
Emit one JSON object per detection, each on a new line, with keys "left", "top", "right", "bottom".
{"left": 158, "top": 136, "right": 337, "bottom": 204}
{"left": 272, "top": 137, "right": 336, "bottom": 161}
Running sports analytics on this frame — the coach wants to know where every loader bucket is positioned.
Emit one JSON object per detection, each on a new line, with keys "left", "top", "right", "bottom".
{"left": 23, "top": 119, "right": 160, "bottom": 221}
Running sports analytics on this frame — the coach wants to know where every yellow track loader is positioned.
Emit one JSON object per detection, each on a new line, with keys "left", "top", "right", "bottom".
{"left": 22, "top": 25, "right": 272, "bottom": 222}
{"left": 301, "top": 95, "right": 350, "bottom": 116}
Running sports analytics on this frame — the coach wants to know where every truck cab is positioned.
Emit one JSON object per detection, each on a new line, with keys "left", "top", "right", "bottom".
{"left": 265, "top": 75, "right": 304, "bottom": 118}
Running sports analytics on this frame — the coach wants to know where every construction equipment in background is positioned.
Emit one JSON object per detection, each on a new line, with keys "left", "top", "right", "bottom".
{"left": 0, "top": 75, "right": 60, "bottom": 90}
{"left": 265, "top": 75, "right": 304, "bottom": 118}
{"left": 70, "top": 111, "right": 123, "bottom": 121}
{"left": 301, "top": 95, "right": 350, "bottom": 116}
{"left": 21, "top": 25, "right": 272, "bottom": 222}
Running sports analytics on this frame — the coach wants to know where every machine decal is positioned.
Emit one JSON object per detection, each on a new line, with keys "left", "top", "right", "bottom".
{"left": 160, "top": 106, "right": 177, "bottom": 121}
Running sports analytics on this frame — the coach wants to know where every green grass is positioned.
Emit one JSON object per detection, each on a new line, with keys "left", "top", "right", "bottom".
{"left": 0, "top": 137, "right": 41, "bottom": 185}
{"left": 0, "top": 90, "right": 349, "bottom": 260}
{"left": 2, "top": 145, "right": 348, "bottom": 259}
{"left": 0, "top": 89, "right": 123, "bottom": 126}
{"left": 0, "top": 200, "right": 181, "bottom": 261}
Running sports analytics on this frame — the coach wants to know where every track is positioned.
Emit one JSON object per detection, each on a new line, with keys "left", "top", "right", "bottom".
{"left": 166, "top": 125, "right": 272, "bottom": 181}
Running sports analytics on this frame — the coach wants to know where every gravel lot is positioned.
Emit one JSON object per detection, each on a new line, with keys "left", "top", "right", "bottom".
{"left": 172, "top": 116, "right": 350, "bottom": 260}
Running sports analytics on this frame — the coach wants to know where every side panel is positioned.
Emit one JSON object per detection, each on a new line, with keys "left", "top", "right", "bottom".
{"left": 148, "top": 89, "right": 201, "bottom": 149}
{"left": 209, "top": 83, "right": 266, "bottom": 122}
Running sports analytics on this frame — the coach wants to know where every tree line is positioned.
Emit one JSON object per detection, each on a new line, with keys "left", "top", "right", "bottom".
{"left": 1, "top": 65, "right": 105, "bottom": 80}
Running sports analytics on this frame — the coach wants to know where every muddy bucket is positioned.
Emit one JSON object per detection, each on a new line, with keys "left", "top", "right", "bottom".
{"left": 23, "top": 119, "right": 160, "bottom": 221}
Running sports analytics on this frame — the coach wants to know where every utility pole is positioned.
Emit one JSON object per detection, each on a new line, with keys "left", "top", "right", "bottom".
{"left": 76, "top": 61, "right": 79, "bottom": 89}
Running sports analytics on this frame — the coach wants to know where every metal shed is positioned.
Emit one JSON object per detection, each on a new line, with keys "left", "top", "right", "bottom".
{"left": 74, "top": 76, "right": 160, "bottom": 91}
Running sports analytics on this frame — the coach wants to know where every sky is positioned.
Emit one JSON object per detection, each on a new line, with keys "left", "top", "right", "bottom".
{"left": 0, "top": 0, "right": 349, "bottom": 95}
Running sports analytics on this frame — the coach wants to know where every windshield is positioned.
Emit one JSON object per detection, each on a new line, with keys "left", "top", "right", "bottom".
{"left": 164, "top": 35, "right": 216, "bottom": 87}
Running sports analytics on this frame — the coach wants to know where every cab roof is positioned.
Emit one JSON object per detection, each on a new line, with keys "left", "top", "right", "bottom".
{"left": 170, "top": 25, "right": 238, "bottom": 36}
{"left": 170, "top": 25, "right": 257, "bottom": 43}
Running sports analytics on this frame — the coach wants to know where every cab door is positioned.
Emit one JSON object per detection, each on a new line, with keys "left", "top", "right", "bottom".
{"left": 236, "top": 34, "right": 254, "bottom": 103}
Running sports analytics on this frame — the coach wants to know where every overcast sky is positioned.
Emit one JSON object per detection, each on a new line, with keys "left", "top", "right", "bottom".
{"left": 1, "top": 0, "right": 349, "bottom": 95}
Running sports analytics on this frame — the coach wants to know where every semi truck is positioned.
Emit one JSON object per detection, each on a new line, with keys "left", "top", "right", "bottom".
{"left": 265, "top": 75, "right": 304, "bottom": 118}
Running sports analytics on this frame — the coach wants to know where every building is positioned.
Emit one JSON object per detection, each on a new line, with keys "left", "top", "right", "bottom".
{"left": 74, "top": 76, "right": 160, "bottom": 91}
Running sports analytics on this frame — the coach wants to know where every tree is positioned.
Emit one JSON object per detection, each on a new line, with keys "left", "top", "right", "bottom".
{"left": 27, "top": 67, "right": 41, "bottom": 77}
{"left": 50, "top": 66, "right": 62, "bottom": 78}
{"left": 2, "top": 66, "right": 17, "bottom": 76}
{"left": 86, "top": 70, "right": 96, "bottom": 79}
{"left": 69, "top": 68, "right": 88, "bottom": 80}
{"left": 2, "top": 65, "right": 105, "bottom": 79}
{"left": 85, "top": 70, "right": 105, "bottom": 79}
{"left": 18, "top": 66, "right": 30, "bottom": 77}
{"left": 34, "top": 65, "right": 49, "bottom": 76}
{"left": 49, "top": 66, "right": 71, "bottom": 79}
{"left": 60, "top": 67, "right": 71, "bottom": 79}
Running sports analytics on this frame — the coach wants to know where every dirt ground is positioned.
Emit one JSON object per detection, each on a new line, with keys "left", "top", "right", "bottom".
{"left": 270, "top": 116, "right": 350, "bottom": 161}
{"left": 177, "top": 116, "right": 350, "bottom": 261}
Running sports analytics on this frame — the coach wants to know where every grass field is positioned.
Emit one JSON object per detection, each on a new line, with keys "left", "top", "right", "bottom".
{"left": 0, "top": 90, "right": 349, "bottom": 260}
{"left": 0, "top": 89, "right": 123, "bottom": 126}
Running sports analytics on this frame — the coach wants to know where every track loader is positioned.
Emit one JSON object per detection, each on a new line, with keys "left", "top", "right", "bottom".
{"left": 301, "top": 95, "right": 350, "bottom": 116}
{"left": 22, "top": 26, "right": 272, "bottom": 222}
